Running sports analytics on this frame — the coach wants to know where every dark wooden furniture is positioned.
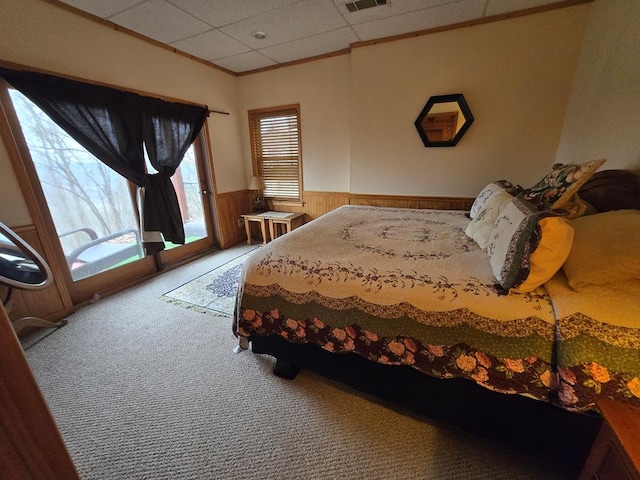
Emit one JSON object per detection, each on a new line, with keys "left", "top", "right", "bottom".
{"left": 0, "top": 301, "right": 79, "bottom": 479}
{"left": 579, "top": 398, "right": 640, "bottom": 480}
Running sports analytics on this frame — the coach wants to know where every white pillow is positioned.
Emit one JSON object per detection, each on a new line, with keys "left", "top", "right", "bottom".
{"left": 465, "top": 190, "right": 513, "bottom": 250}
{"left": 468, "top": 180, "right": 522, "bottom": 219}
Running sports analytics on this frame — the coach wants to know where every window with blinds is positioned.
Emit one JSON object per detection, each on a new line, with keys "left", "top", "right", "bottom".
{"left": 249, "top": 105, "right": 302, "bottom": 202}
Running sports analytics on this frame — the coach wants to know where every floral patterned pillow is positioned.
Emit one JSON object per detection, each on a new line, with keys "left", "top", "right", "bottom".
{"left": 465, "top": 190, "right": 514, "bottom": 250}
{"left": 468, "top": 180, "right": 523, "bottom": 219}
{"left": 487, "top": 196, "right": 565, "bottom": 292}
{"left": 519, "top": 159, "right": 606, "bottom": 210}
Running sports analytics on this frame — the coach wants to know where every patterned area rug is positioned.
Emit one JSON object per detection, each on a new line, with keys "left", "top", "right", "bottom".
{"left": 162, "top": 252, "right": 253, "bottom": 317}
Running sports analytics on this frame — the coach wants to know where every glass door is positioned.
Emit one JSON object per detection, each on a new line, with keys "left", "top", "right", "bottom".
{"left": 7, "top": 89, "right": 216, "bottom": 303}
{"left": 154, "top": 134, "right": 217, "bottom": 265}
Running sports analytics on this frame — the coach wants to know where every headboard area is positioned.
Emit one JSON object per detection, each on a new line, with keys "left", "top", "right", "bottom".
{"left": 578, "top": 169, "right": 640, "bottom": 213}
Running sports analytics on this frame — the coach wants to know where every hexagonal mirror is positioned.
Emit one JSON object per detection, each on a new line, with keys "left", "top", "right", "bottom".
{"left": 414, "top": 93, "right": 474, "bottom": 147}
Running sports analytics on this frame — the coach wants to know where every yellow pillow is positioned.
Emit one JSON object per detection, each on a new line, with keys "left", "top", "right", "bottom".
{"left": 562, "top": 210, "right": 640, "bottom": 291}
{"left": 510, "top": 217, "right": 574, "bottom": 293}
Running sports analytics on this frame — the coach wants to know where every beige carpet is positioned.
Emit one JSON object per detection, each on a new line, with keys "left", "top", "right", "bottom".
{"left": 22, "top": 245, "right": 577, "bottom": 479}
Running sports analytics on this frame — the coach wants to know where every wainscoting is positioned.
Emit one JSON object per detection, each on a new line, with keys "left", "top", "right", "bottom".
{"left": 3, "top": 225, "right": 74, "bottom": 325}
{"left": 214, "top": 189, "right": 474, "bottom": 249}
{"left": 214, "top": 189, "right": 254, "bottom": 249}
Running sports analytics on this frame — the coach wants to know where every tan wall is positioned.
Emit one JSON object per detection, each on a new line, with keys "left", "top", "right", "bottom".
{"left": 349, "top": 7, "right": 589, "bottom": 196}
{"left": 556, "top": 0, "right": 640, "bottom": 169}
{"left": 238, "top": 55, "right": 352, "bottom": 193}
{"left": 238, "top": 5, "right": 591, "bottom": 198}
{"left": 0, "top": 0, "right": 247, "bottom": 227}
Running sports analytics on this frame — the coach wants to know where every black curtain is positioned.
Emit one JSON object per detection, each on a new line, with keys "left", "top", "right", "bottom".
{"left": 0, "top": 68, "right": 208, "bottom": 254}
{"left": 141, "top": 96, "right": 208, "bottom": 246}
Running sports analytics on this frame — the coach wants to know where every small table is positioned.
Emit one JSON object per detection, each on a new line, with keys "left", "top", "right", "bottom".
{"left": 242, "top": 211, "right": 305, "bottom": 245}
{"left": 267, "top": 212, "right": 305, "bottom": 241}
{"left": 242, "top": 212, "right": 271, "bottom": 245}
{"left": 579, "top": 398, "right": 640, "bottom": 480}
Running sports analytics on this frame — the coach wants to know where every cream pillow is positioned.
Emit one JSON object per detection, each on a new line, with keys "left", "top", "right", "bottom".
{"left": 465, "top": 190, "right": 513, "bottom": 250}
{"left": 562, "top": 209, "right": 640, "bottom": 291}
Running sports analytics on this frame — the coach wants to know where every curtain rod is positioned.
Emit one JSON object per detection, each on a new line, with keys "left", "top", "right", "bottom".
{"left": 0, "top": 61, "right": 231, "bottom": 116}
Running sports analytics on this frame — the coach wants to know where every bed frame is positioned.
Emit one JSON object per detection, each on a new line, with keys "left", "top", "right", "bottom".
{"left": 246, "top": 169, "right": 640, "bottom": 468}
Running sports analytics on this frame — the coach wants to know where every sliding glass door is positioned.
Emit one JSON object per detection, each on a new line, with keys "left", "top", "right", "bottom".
{"left": 6, "top": 88, "right": 216, "bottom": 303}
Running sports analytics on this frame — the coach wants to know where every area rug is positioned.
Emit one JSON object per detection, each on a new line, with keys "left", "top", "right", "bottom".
{"left": 162, "top": 251, "right": 254, "bottom": 317}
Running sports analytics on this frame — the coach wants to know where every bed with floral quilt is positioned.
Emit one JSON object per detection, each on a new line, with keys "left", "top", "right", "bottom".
{"left": 233, "top": 165, "right": 640, "bottom": 457}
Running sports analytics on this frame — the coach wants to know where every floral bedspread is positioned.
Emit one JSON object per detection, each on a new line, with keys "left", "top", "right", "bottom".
{"left": 235, "top": 205, "right": 560, "bottom": 402}
{"left": 544, "top": 272, "right": 640, "bottom": 411}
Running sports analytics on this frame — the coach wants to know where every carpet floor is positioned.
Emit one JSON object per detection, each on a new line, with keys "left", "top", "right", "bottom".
{"left": 22, "top": 245, "right": 578, "bottom": 479}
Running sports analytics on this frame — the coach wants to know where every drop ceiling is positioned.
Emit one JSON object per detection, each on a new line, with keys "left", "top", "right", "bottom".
{"left": 56, "top": 0, "right": 575, "bottom": 74}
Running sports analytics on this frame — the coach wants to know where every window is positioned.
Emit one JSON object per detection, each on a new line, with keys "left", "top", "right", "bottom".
{"left": 8, "top": 88, "right": 211, "bottom": 283}
{"left": 248, "top": 105, "right": 302, "bottom": 203}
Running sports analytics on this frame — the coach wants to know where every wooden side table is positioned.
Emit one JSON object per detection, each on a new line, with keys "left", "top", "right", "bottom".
{"left": 579, "top": 398, "right": 640, "bottom": 480}
{"left": 267, "top": 212, "right": 305, "bottom": 240}
{"left": 242, "top": 212, "right": 271, "bottom": 245}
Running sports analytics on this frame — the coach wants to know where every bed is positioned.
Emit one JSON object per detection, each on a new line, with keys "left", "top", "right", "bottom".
{"left": 233, "top": 165, "right": 640, "bottom": 464}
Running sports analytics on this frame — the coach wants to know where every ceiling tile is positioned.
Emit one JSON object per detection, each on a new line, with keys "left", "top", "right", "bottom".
{"left": 170, "top": 29, "right": 251, "bottom": 61}
{"left": 353, "top": 0, "right": 486, "bottom": 41}
{"left": 167, "top": 0, "right": 300, "bottom": 27}
{"left": 109, "top": 0, "right": 212, "bottom": 44}
{"left": 58, "top": 0, "right": 145, "bottom": 18}
{"left": 213, "top": 51, "right": 278, "bottom": 73}
{"left": 335, "top": 0, "right": 462, "bottom": 25}
{"left": 486, "top": 0, "right": 561, "bottom": 16}
{"left": 259, "top": 27, "right": 360, "bottom": 64}
{"left": 55, "top": 0, "right": 572, "bottom": 74}
{"left": 219, "top": 0, "right": 348, "bottom": 49}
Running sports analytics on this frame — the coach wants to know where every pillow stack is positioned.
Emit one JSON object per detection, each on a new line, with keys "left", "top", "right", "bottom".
{"left": 467, "top": 158, "right": 607, "bottom": 293}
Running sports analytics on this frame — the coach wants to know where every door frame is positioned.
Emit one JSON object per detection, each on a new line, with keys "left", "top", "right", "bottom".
{"left": 0, "top": 80, "right": 219, "bottom": 306}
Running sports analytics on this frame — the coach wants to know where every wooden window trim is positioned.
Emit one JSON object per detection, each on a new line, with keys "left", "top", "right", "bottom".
{"left": 248, "top": 104, "right": 303, "bottom": 203}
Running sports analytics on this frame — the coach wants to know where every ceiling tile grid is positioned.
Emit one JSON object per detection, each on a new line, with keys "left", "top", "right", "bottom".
{"left": 352, "top": 0, "right": 486, "bottom": 41}
{"left": 56, "top": 0, "right": 577, "bottom": 73}
{"left": 170, "top": 29, "right": 251, "bottom": 61}
{"left": 108, "top": 0, "right": 212, "bottom": 44}
{"left": 218, "top": 0, "right": 349, "bottom": 49}
{"left": 258, "top": 27, "right": 360, "bottom": 65}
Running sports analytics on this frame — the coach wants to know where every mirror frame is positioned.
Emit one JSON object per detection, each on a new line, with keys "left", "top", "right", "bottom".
{"left": 414, "top": 93, "right": 474, "bottom": 147}
{"left": 0, "top": 221, "right": 53, "bottom": 290}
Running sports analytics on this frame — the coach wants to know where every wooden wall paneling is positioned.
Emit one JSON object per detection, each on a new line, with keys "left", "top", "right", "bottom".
{"left": 215, "top": 190, "right": 253, "bottom": 248}
{"left": 301, "top": 191, "right": 350, "bottom": 219}
{"left": 6, "top": 225, "right": 74, "bottom": 323}
{"left": 0, "top": 302, "right": 80, "bottom": 479}
{"left": 212, "top": 189, "right": 472, "bottom": 249}
{"left": 349, "top": 194, "right": 473, "bottom": 211}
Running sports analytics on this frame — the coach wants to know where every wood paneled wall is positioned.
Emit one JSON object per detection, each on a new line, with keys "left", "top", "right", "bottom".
{"left": 2, "top": 225, "right": 74, "bottom": 325}
{"left": 348, "top": 193, "right": 474, "bottom": 211}
{"left": 214, "top": 189, "right": 253, "bottom": 249}
{"left": 214, "top": 190, "right": 473, "bottom": 248}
